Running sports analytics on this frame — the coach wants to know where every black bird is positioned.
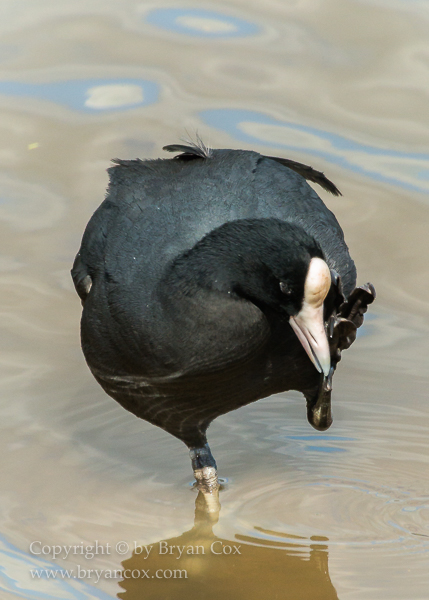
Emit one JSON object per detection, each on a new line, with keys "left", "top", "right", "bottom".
{"left": 72, "top": 142, "right": 375, "bottom": 499}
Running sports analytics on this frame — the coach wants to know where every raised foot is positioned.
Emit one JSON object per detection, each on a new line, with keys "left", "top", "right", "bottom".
{"left": 305, "top": 281, "right": 376, "bottom": 431}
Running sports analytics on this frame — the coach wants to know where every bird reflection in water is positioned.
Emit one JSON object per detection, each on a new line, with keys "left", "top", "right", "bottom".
{"left": 118, "top": 492, "right": 338, "bottom": 600}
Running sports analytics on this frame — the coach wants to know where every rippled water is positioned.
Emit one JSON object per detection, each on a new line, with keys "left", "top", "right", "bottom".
{"left": 1, "top": 1, "right": 429, "bottom": 599}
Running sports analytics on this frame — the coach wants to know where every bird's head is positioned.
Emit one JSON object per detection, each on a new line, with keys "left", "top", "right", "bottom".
{"left": 233, "top": 227, "right": 332, "bottom": 378}
{"left": 168, "top": 218, "right": 333, "bottom": 378}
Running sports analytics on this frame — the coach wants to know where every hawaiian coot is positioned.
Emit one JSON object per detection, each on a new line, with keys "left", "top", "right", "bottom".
{"left": 72, "top": 142, "right": 375, "bottom": 498}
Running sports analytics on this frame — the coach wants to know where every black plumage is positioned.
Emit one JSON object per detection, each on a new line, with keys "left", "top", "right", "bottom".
{"left": 72, "top": 144, "right": 374, "bottom": 490}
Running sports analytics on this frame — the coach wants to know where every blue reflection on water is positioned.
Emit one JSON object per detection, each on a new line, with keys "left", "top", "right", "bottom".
{"left": 200, "top": 108, "right": 429, "bottom": 193}
{"left": 146, "top": 8, "right": 260, "bottom": 38}
{"left": 356, "top": 311, "right": 377, "bottom": 339}
{"left": 0, "top": 79, "right": 159, "bottom": 112}
{"left": 0, "top": 534, "right": 114, "bottom": 600}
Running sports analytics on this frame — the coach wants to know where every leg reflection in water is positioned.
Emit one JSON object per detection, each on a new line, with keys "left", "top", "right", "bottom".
{"left": 119, "top": 492, "right": 338, "bottom": 600}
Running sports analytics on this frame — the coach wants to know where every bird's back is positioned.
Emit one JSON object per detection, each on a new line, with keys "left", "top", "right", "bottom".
{"left": 75, "top": 147, "right": 355, "bottom": 312}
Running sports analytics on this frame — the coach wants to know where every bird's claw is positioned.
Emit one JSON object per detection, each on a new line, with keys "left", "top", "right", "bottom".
{"left": 306, "top": 281, "right": 376, "bottom": 431}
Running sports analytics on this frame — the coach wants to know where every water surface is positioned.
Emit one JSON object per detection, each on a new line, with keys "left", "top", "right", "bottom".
{"left": 1, "top": 1, "right": 428, "bottom": 599}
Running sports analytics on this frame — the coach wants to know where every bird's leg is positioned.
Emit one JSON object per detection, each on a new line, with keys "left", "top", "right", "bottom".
{"left": 189, "top": 443, "right": 220, "bottom": 514}
{"left": 189, "top": 443, "right": 218, "bottom": 491}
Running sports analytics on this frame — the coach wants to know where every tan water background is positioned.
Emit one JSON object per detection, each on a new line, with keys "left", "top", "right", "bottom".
{"left": 1, "top": 1, "right": 429, "bottom": 598}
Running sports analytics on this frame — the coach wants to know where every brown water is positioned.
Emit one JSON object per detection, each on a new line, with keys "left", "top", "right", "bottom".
{"left": 1, "top": 1, "right": 429, "bottom": 598}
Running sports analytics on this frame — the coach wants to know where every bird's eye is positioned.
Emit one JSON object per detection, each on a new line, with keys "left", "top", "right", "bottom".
{"left": 279, "top": 281, "right": 292, "bottom": 296}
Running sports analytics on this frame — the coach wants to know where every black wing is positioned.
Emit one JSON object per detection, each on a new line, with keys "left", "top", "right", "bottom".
{"left": 264, "top": 155, "right": 341, "bottom": 196}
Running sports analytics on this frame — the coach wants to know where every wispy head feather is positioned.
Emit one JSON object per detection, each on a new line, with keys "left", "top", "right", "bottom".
{"left": 163, "top": 132, "right": 212, "bottom": 159}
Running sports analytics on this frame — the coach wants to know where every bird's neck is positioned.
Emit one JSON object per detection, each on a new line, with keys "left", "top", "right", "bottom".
{"left": 157, "top": 218, "right": 315, "bottom": 312}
